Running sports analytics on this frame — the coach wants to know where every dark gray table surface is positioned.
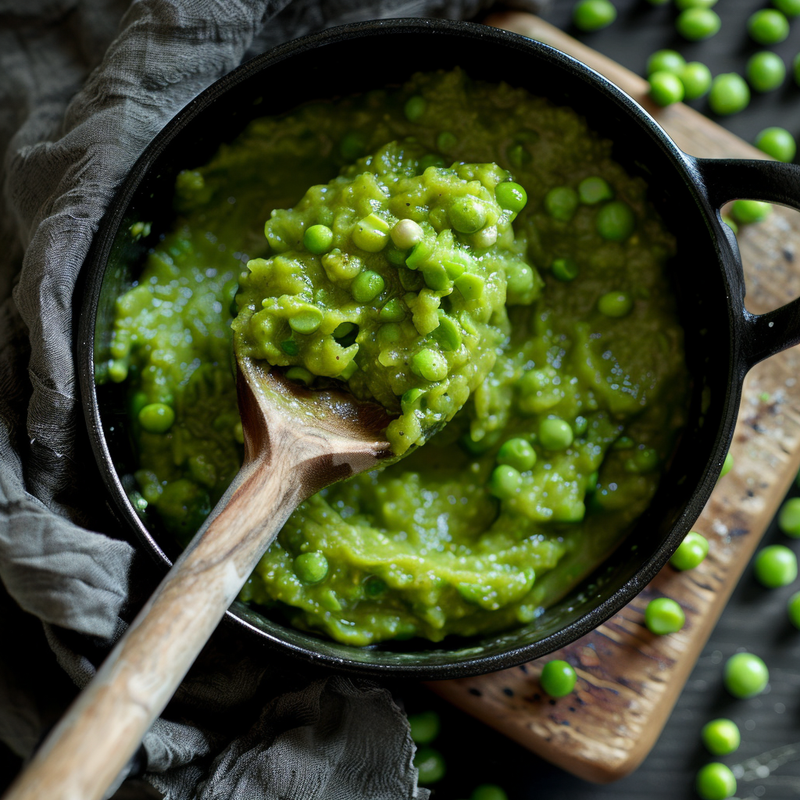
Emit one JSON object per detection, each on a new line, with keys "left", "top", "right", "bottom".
{"left": 397, "top": 2, "right": 800, "bottom": 799}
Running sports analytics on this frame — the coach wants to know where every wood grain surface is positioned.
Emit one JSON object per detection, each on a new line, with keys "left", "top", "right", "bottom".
{"left": 430, "top": 12, "right": 800, "bottom": 783}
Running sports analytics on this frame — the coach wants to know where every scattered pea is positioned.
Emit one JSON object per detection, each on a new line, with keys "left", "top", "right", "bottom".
{"left": 670, "top": 530, "right": 709, "bottom": 571}
{"left": 724, "top": 652, "right": 769, "bottom": 698}
{"left": 413, "top": 746, "right": 446, "bottom": 784}
{"left": 730, "top": 199, "right": 771, "bottom": 224}
{"left": 696, "top": 762, "right": 737, "bottom": 800}
{"left": 285, "top": 366, "right": 314, "bottom": 386}
{"left": 754, "top": 127, "right": 796, "bottom": 162}
{"left": 540, "top": 659, "right": 578, "bottom": 697}
{"left": 596, "top": 200, "right": 635, "bottom": 241}
{"left": 676, "top": 0, "right": 718, "bottom": 8}
{"left": 288, "top": 306, "right": 323, "bottom": 334}
{"left": 408, "top": 710, "right": 440, "bottom": 745}
{"left": 437, "top": 131, "right": 458, "bottom": 152}
{"left": 352, "top": 212, "right": 390, "bottom": 252}
{"left": 303, "top": 224, "right": 334, "bottom": 254}
{"left": 676, "top": 8, "right": 721, "bottom": 40}
{"left": 339, "top": 131, "right": 366, "bottom": 161}
{"left": 411, "top": 348, "right": 448, "bottom": 382}
{"left": 578, "top": 176, "right": 613, "bottom": 204}
{"left": 350, "top": 270, "right": 385, "bottom": 303}
{"left": 572, "top": 0, "right": 617, "bottom": 31}
{"left": 294, "top": 551, "right": 329, "bottom": 584}
{"left": 471, "top": 785, "right": 508, "bottom": 800}
{"left": 495, "top": 181, "right": 528, "bottom": 213}
{"left": 708, "top": 73, "right": 750, "bottom": 115}
{"left": 404, "top": 95, "right": 426, "bottom": 122}
{"left": 449, "top": 197, "right": 487, "bottom": 234}
{"left": 139, "top": 403, "right": 175, "bottom": 434}
{"left": 680, "top": 61, "right": 713, "bottom": 100}
{"left": 544, "top": 186, "right": 579, "bottom": 221}
{"left": 489, "top": 464, "right": 523, "bottom": 499}
{"left": 280, "top": 338, "right": 299, "bottom": 356}
{"left": 701, "top": 718, "right": 741, "bottom": 756}
{"left": 794, "top": 53, "right": 800, "bottom": 86}
{"left": 391, "top": 219, "right": 424, "bottom": 250}
{"left": 774, "top": 0, "right": 800, "bottom": 17}
{"left": 788, "top": 590, "right": 800, "bottom": 628}
{"left": 644, "top": 597, "right": 685, "bottom": 635}
{"left": 379, "top": 298, "right": 406, "bottom": 323}
{"left": 598, "top": 290, "right": 633, "bottom": 318}
{"left": 753, "top": 544, "right": 798, "bottom": 588}
{"left": 551, "top": 257, "right": 579, "bottom": 281}
{"left": 746, "top": 51, "right": 786, "bottom": 92}
{"left": 497, "top": 437, "right": 537, "bottom": 472}
{"left": 454, "top": 273, "right": 485, "bottom": 300}
{"left": 646, "top": 49, "right": 686, "bottom": 76}
{"left": 649, "top": 70, "right": 685, "bottom": 106}
{"left": 748, "top": 8, "right": 790, "bottom": 44}
{"left": 434, "top": 314, "right": 463, "bottom": 351}
{"left": 719, "top": 451, "right": 734, "bottom": 477}
{"left": 538, "top": 418, "right": 574, "bottom": 450}
{"left": 778, "top": 496, "right": 800, "bottom": 536}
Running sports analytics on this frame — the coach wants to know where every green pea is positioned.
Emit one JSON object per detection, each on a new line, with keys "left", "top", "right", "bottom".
{"left": 696, "top": 763, "right": 737, "bottom": 800}
{"left": 540, "top": 659, "right": 577, "bottom": 698}
{"left": 701, "top": 718, "right": 740, "bottom": 756}
{"left": 724, "top": 652, "right": 769, "bottom": 698}
{"left": 411, "top": 348, "right": 448, "bottom": 382}
{"left": 670, "top": 530, "right": 709, "bottom": 571}
{"left": 455, "top": 273, "right": 485, "bottom": 300}
{"left": 551, "top": 257, "right": 579, "bottom": 281}
{"left": 748, "top": 8, "right": 790, "bottom": 44}
{"left": 288, "top": 305, "right": 323, "bottom": 334}
{"left": 754, "top": 126, "right": 796, "bottom": 162}
{"left": 746, "top": 51, "right": 786, "bottom": 92}
{"left": 364, "top": 576, "right": 386, "bottom": 597}
{"left": 675, "top": 0, "right": 718, "bottom": 9}
{"left": 294, "top": 551, "right": 329, "bottom": 584}
{"left": 489, "top": 464, "right": 522, "bottom": 499}
{"left": 449, "top": 197, "right": 487, "bottom": 234}
{"left": 506, "top": 262, "right": 535, "bottom": 303}
{"left": 649, "top": 70, "right": 685, "bottom": 106}
{"left": 408, "top": 711, "right": 440, "bottom": 745}
{"left": 379, "top": 298, "right": 406, "bottom": 323}
{"left": 350, "top": 270, "right": 385, "bottom": 303}
{"left": 303, "top": 224, "right": 333, "bottom": 254}
{"left": 788, "top": 590, "right": 800, "bottom": 628}
{"left": 470, "top": 785, "right": 508, "bottom": 800}
{"left": 730, "top": 199, "right": 771, "bottom": 224}
{"left": 644, "top": 597, "right": 685, "bottom": 634}
{"left": 778, "top": 496, "right": 800, "bottom": 536}
{"left": 419, "top": 153, "right": 446, "bottom": 171}
{"left": 577, "top": 176, "right": 613, "bottom": 205}
{"left": 497, "top": 437, "right": 537, "bottom": 471}
{"left": 404, "top": 95, "right": 426, "bottom": 122}
{"left": 676, "top": 8, "right": 721, "bottom": 40}
{"left": 139, "top": 403, "right": 175, "bottom": 433}
{"left": 413, "top": 746, "right": 445, "bottom": 784}
{"left": 572, "top": 0, "right": 617, "bottom": 31}
{"left": 544, "top": 186, "right": 579, "bottom": 221}
{"left": 405, "top": 238, "right": 435, "bottom": 270}
{"left": 719, "top": 451, "right": 734, "bottom": 477}
{"left": 596, "top": 200, "right": 635, "bottom": 241}
{"left": 433, "top": 313, "right": 462, "bottom": 351}
{"left": 646, "top": 49, "right": 686, "bottom": 76}
{"left": 495, "top": 181, "right": 528, "bottom": 213}
{"left": 352, "top": 212, "right": 390, "bottom": 252}
{"left": 774, "top": 0, "right": 800, "bottom": 17}
{"left": 339, "top": 131, "right": 367, "bottom": 161}
{"left": 437, "top": 131, "right": 458, "bottom": 152}
{"left": 538, "top": 418, "right": 573, "bottom": 451}
{"left": 680, "top": 61, "right": 713, "bottom": 100}
{"left": 624, "top": 446, "right": 659, "bottom": 473}
{"left": 708, "top": 73, "right": 750, "bottom": 115}
{"left": 390, "top": 218, "right": 424, "bottom": 250}
{"left": 598, "top": 290, "right": 633, "bottom": 317}
{"left": 753, "top": 544, "right": 798, "bottom": 587}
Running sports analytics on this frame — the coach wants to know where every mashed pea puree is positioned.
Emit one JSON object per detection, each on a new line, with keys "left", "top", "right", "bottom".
{"left": 107, "top": 69, "right": 689, "bottom": 645}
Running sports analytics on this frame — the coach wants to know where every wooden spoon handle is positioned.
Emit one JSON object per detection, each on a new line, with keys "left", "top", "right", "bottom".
{"left": 4, "top": 460, "right": 300, "bottom": 800}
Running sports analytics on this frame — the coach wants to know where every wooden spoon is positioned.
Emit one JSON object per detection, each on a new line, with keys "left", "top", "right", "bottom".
{"left": 4, "top": 355, "right": 395, "bottom": 800}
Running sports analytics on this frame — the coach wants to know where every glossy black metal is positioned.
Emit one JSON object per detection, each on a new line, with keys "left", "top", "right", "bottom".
{"left": 78, "top": 19, "right": 800, "bottom": 679}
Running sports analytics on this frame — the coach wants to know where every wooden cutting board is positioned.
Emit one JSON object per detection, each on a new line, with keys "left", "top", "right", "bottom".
{"left": 430, "top": 12, "right": 800, "bottom": 783}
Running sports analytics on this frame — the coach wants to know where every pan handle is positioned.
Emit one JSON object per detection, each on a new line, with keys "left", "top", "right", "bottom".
{"left": 693, "top": 156, "right": 800, "bottom": 371}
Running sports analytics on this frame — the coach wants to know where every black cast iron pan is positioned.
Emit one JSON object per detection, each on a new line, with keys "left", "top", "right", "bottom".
{"left": 78, "top": 19, "right": 800, "bottom": 680}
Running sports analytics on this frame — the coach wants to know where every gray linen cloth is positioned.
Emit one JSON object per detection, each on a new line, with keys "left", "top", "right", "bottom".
{"left": 0, "top": 0, "right": 543, "bottom": 797}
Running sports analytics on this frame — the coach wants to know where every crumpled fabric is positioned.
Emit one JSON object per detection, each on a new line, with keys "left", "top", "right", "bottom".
{"left": 0, "top": 0, "right": 544, "bottom": 797}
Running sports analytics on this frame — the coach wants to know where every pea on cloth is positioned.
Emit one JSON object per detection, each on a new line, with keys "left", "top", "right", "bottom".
{"left": 0, "top": 1, "right": 546, "bottom": 798}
